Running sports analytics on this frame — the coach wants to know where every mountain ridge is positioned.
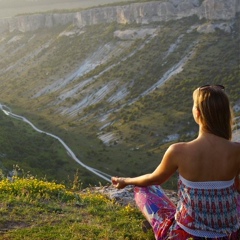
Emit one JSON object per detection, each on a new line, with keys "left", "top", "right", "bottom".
{"left": 0, "top": 0, "right": 239, "bottom": 33}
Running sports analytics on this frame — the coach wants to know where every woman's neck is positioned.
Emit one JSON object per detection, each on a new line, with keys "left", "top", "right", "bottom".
{"left": 197, "top": 128, "right": 227, "bottom": 143}
{"left": 197, "top": 127, "right": 219, "bottom": 141}
{"left": 197, "top": 126, "right": 210, "bottom": 138}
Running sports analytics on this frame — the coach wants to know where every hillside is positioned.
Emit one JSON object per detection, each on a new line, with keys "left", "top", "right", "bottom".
{"left": 0, "top": 176, "right": 155, "bottom": 239}
{"left": 0, "top": 0, "right": 239, "bottom": 187}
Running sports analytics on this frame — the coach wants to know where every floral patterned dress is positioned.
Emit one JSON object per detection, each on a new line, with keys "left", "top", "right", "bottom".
{"left": 134, "top": 176, "right": 240, "bottom": 240}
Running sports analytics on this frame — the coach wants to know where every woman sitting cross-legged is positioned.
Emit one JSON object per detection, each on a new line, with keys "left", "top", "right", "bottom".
{"left": 112, "top": 85, "right": 240, "bottom": 240}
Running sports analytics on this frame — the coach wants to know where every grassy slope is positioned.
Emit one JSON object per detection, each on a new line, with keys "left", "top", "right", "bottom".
{"left": 0, "top": 176, "right": 154, "bottom": 240}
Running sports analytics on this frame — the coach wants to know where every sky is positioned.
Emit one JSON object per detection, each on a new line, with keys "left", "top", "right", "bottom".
{"left": 0, "top": 0, "right": 133, "bottom": 19}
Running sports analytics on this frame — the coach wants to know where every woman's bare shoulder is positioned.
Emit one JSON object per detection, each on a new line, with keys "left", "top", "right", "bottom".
{"left": 168, "top": 141, "right": 191, "bottom": 153}
{"left": 170, "top": 142, "right": 185, "bottom": 147}
{"left": 168, "top": 140, "right": 199, "bottom": 160}
{"left": 171, "top": 140, "right": 196, "bottom": 148}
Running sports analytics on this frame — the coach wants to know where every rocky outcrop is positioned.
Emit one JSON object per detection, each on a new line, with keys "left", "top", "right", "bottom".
{"left": 198, "top": 0, "right": 238, "bottom": 20}
{"left": 0, "top": 0, "right": 239, "bottom": 33}
{"left": 85, "top": 185, "right": 178, "bottom": 206}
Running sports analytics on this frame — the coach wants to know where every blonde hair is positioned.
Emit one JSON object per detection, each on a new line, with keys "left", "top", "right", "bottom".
{"left": 194, "top": 86, "right": 233, "bottom": 140}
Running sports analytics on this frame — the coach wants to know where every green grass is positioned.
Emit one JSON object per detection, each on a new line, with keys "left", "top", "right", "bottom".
{"left": 0, "top": 175, "right": 154, "bottom": 240}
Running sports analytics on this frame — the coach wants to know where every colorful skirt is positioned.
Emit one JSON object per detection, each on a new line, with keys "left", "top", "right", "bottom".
{"left": 134, "top": 185, "right": 240, "bottom": 240}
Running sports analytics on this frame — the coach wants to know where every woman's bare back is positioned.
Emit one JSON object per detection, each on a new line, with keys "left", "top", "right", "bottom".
{"left": 176, "top": 133, "right": 240, "bottom": 182}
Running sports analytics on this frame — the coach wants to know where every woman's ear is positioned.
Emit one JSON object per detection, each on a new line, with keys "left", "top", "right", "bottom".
{"left": 193, "top": 106, "right": 201, "bottom": 124}
{"left": 195, "top": 108, "right": 200, "bottom": 118}
{"left": 196, "top": 108, "right": 203, "bottom": 125}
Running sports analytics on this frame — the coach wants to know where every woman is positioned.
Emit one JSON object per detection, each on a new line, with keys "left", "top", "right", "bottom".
{"left": 112, "top": 85, "right": 240, "bottom": 240}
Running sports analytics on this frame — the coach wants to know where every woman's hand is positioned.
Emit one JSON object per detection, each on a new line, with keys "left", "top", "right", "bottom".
{"left": 111, "top": 177, "right": 128, "bottom": 189}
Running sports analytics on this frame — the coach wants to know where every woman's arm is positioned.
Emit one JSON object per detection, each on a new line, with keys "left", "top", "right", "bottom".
{"left": 111, "top": 144, "right": 179, "bottom": 189}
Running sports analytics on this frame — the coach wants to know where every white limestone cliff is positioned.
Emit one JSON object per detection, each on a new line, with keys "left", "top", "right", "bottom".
{"left": 0, "top": 0, "right": 239, "bottom": 33}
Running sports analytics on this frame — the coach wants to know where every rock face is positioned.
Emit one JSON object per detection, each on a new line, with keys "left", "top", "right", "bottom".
{"left": 0, "top": 0, "right": 239, "bottom": 33}
{"left": 0, "top": 13, "right": 75, "bottom": 33}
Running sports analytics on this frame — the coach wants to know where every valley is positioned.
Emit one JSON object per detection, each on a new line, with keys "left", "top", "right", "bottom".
{"left": 0, "top": 0, "right": 239, "bottom": 188}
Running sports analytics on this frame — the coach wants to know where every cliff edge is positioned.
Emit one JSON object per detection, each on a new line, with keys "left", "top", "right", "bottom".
{"left": 0, "top": 0, "right": 239, "bottom": 33}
